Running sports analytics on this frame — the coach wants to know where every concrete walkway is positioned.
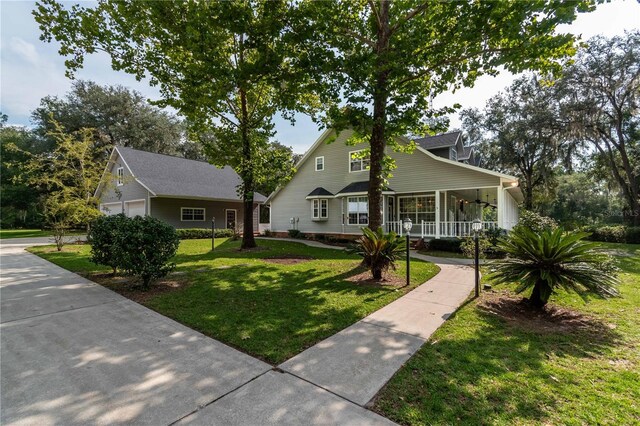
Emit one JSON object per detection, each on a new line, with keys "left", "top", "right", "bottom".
{"left": 1, "top": 240, "right": 392, "bottom": 425}
{"left": 1, "top": 236, "right": 473, "bottom": 424}
{"left": 261, "top": 238, "right": 475, "bottom": 406}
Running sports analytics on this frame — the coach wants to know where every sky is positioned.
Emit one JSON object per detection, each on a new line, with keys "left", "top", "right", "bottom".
{"left": 1, "top": 1, "right": 639, "bottom": 154}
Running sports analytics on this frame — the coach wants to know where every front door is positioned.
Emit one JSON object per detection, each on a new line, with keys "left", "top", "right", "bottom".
{"left": 225, "top": 209, "right": 237, "bottom": 230}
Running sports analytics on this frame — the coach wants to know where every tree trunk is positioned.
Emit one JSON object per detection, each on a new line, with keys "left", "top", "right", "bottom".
{"left": 527, "top": 281, "right": 549, "bottom": 309}
{"left": 367, "top": 0, "right": 391, "bottom": 231}
{"left": 239, "top": 86, "right": 256, "bottom": 249}
{"left": 371, "top": 266, "right": 383, "bottom": 280}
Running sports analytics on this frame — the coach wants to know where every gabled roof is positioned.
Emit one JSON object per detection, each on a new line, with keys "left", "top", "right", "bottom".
{"left": 98, "top": 146, "right": 266, "bottom": 202}
{"left": 458, "top": 146, "right": 474, "bottom": 161}
{"left": 337, "top": 181, "right": 394, "bottom": 195}
{"left": 414, "top": 131, "right": 461, "bottom": 150}
{"left": 307, "top": 187, "right": 334, "bottom": 197}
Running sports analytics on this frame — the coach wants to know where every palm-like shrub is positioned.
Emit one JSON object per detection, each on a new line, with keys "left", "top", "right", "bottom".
{"left": 348, "top": 227, "right": 406, "bottom": 280}
{"left": 491, "top": 227, "right": 619, "bottom": 308}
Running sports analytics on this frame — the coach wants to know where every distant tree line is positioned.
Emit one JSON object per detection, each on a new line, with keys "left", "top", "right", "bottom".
{"left": 462, "top": 31, "right": 639, "bottom": 227}
{"left": 1, "top": 80, "right": 298, "bottom": 230}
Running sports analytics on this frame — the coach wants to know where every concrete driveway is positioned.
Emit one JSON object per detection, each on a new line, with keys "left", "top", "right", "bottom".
{"left": 0, "top": 240, "right": 392, "bottom": 425}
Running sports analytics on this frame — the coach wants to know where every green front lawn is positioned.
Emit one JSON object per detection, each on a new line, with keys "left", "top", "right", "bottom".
{"left": 30, "top": 238, "right": 439, "bottom": 364}
{"left": 373, "top": 242, "right": 640, "bottom": 425}
{"left": 0, "top": 229, "right": 84, "bottom": 239}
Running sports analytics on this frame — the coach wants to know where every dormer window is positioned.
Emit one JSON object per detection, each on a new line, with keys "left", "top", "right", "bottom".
{"left": 349, "top": 150, "right": 370, "bottom": 172}
{"left": 315, "top": 156, "right": 324, "bottom": 171}
{"left": 450, "top": 147, "right": 458, "bottom": 161}
{"left": 116, "top": 167, "right": 124, "bottom": 186}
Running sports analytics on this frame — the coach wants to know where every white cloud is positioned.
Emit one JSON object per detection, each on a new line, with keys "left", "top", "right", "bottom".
{"left": 8, "top": 36, "right": 39, "bottom": 65}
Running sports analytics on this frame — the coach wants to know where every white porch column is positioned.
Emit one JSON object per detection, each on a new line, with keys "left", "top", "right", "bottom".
{"left": 496, "top": 186, "right": 504, "bottom": 228}
{"left": 443, "top": 191, "right": 447, "bottom": 237}
{"left": 435, "top": 190, "right": 441, "bottom": 239}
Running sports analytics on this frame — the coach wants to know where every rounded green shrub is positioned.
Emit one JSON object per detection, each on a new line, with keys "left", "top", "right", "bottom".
{"left": 118, "top": 216, "right": 180, "bottom": 288}
{"left": 89, "top": 213, "right": 128, "bottom": 274}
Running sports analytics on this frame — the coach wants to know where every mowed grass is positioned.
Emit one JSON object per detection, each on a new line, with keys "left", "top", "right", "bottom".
{"left": 30, "top": 238, "right": 439, "bottom": 364}
{"left": 0, "top": 229, "right": 83, "bottom": 239}
{"left": 373, "top": 243, "right": 640, "bottom": 425}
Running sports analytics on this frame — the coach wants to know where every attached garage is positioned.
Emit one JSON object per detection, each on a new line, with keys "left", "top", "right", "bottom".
{"left": 100, "top": 202, "right": 122, "bottom": 216}
{"left": 125, "top": 200, "right": 146, "bottom": 217}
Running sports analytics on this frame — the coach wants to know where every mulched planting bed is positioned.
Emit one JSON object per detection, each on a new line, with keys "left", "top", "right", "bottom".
{"left": 346, "top": 269, "right": 407, "bottom": 288}
{"left": 478, "top": 290, "right": 614, "bottom": 334}
{"left": 87, "top": 273, "right": 189, "bottom": 304}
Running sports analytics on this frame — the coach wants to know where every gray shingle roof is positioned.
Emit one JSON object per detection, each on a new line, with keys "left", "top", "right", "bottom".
{"left": 307, "top": 187, "right": 334, "bottom": 197}
{"left": 117, "top": 146, "right": 266, "bottom": 202}
{"left": 414, "top": 131, "right": 461, "bottom": 150}
{"left": 337, "top": 181, "right": 393, "bottom": 194}
{"left": 458, "top": 146, "right": 473, "bottom": 161}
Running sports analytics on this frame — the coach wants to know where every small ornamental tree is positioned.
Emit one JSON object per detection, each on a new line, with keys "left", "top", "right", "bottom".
{"left": 89, "top": 213, "right": 128, "bottom": 275}
{"left": 491, "top": 227, "right": 619, "bottom": 309}
{"left": 348, "top": 227, "right": 406, "bottom": 281}
{"left": 118, "top": 216, "right": 180, "bottom": 289}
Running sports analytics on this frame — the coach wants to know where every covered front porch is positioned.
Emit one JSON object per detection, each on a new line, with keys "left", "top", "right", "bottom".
{"left": 384, "top": 186, "right": 519, "bottom": 238}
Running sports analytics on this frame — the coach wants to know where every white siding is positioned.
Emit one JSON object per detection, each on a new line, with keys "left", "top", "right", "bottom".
{"left": 270, "top": 129, "right": 504, "bottom": 234}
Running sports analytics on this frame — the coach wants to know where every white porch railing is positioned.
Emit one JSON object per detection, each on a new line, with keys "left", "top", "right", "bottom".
{"left": 385, "top": 220, "right": 498, "bottom": 238}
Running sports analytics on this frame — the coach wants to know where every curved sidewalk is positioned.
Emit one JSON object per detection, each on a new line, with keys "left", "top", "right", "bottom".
{"left": 259, "top": 237, "right": 476, "bottom": 406}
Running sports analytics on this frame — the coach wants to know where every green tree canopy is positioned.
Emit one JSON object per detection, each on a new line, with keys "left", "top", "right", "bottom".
{"left": 557, "top": 31, "right": 640, "bottom": 226}
{"left": 32, "top": 80, "right": 187, "bottom": 159}
{"left": 35, "top": 0, "right": 313, "bottom": 248}
{"left": 461, "top": 75, "right": 567, "bottom": 209}
{"left": 297, "top": 0, "right": 596, "bottom": 229}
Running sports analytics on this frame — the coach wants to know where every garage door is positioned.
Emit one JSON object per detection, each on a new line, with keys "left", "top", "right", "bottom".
{"left": 100, "top": 202, "right": 122, "bottom": 216}
{"left": 125, "top": 200, "right": 146, "bottom": 217}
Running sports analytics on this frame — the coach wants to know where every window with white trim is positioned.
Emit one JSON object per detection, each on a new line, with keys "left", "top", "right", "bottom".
{"left": 450, "top": 147, "right": 458, "bottom": 161}
{"left": 312, "top": 199, "right": 328, "bottom": 219}
{"left": 181, "top": 207, "right": 205, "bottom": 221}
{"left": 116, "top": 167, "right": 124, "bottom": 186}
{"left": 399, "top": 196, "right": 435, "bottom": 223}
{"left": 315, "top": 156, "right": 324, "bottom": 171}
{"left": 349, "top": 150, "right": 370, "bottom": 172}
{"left": 347, "top": 196, "right": 368, "bottom": 225}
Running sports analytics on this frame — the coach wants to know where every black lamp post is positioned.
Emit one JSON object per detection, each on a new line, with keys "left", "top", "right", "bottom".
{"left": 403, "top": 217, "right": 413, "bottom": 287}
{"left": 211, "top": 217, "right": 216, "bottom": 251}
{"left": 472, "top": 219, "right": 482, "bottom": 297}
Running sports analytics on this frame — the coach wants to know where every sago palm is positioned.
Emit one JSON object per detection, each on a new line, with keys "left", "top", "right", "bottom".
{"left": 348, "top": 227, "right": 406, "bottom": 280}
{"left": 491, "top": 227, "right": 619, "bottom": 308}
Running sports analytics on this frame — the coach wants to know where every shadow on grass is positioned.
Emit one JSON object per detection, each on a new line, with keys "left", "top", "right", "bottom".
{"left": 146, "top": 259, "right": 411, "bottom": 364}
{"left": 373, "top": 302, "right": 622, "bottom": 425}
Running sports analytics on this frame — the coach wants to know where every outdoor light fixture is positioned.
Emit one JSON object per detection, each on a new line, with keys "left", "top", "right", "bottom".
{"left": 472, "top": 219, "right": 482, "bottom": 297}
{"left": 211, "top": 217, "right": 216, "bottom": 251}
{"left": 403, "top": 217, "right": 413, "bottom": 287}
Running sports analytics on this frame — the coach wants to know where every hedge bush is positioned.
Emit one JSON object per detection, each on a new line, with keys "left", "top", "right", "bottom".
{"left": 90, "top": 215, "right": 180, "bottom": 288}
{"left": 584, "top": 225, "right": 640, "bottom": 244}
{"left": 515, "top": 210, "right": 558, "bottom": 233}
{"left": 175, "top": 228, "right": 233, "bottom": 239}
{"left": 89, "top": 214, "right": 128, "bottom": 274}
{"left": 427, "top": 238, "right": 463, "bottom": 253}
{"left": 118, "top": 216, "right": 180, "bottom": 288}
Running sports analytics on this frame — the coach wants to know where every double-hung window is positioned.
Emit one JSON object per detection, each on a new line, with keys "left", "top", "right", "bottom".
{"left": 116, "top": 167, "right": 124, "bottom": 186}
{"left": 399, "top": 196, "right": 435, "bottom": 223}
{"left": 315, "top": 156, "right": 324, "bottom": 171}
{"left": 347, "top": 196, "right": 368, "bottom": 225}
{"left": 181, "top": 207, "right": 205, "bottom": 221}
{"left": 312, "top": 199, "right": 328, "bottom": 220}
{"left": 349, "top": 150, "right": 370, "bottom": 172}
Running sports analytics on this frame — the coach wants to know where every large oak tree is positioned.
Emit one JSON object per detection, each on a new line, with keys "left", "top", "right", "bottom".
{"left": 35, "top": 0, "right": 309, "bottom": 248}
{"left": 558, "top": 31, "right": 640, "bottom": 225}
{"left": 461, "top": 76, "right": 566, "bottom": 210}
{"left": 300, "top": 0, "right": 598, "bottom": 229}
